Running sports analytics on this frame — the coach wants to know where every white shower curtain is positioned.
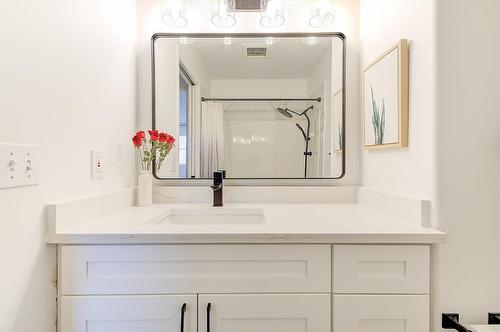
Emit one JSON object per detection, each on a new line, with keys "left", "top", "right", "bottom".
{"left": 200, "top": 102, "right": 225, "bottom": 178}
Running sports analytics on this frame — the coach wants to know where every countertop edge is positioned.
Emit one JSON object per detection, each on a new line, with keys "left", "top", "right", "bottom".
{"left": 47, "top": 233, "right": 446, "bottom": 245}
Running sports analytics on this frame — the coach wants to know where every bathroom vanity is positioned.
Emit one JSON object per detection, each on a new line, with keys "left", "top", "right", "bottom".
{"left": 58, "top": 244, "right": 429, "bottom": 332}
{"left": 47, "top": 187, "right": 445, "bottom": 332}
{"left": 46, "top": 33, "right": 445, "bottom": 332}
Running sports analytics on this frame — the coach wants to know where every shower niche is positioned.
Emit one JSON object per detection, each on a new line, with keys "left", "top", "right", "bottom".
{"left": 152, "top": 33, "right": 345, "bottom": 180}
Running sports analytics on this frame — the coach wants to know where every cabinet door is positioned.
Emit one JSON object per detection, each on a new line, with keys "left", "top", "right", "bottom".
{"left": 198, "top": 294, "right": 330, "bottom": 332}
{"left": 60, "top": 295, "right": 197, "bottom": 332}
{"left": 333, "top": 295, "right": 429, "bottom": 332}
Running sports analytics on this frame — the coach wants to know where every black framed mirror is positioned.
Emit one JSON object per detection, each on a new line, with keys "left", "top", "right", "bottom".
{"left": 152, "top": 33, "right": 346, "bottom": 181}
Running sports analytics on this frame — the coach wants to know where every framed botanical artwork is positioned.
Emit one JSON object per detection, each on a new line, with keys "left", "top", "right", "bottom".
{"left": 363, "top": 39, "right": 409, "bottom": 149}
{"left": 332, "top": 89, "right": 343, "bottom": 154}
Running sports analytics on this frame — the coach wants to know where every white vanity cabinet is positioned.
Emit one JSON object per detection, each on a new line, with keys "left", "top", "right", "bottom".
{"left": 58, "top": 244, "right": 332, "bottom": 332}
{"left": 58, "top": 244, "right": 430, "bottom": 332}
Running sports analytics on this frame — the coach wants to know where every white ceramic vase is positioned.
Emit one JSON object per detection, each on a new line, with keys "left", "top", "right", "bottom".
{"left": 137, "top": 170, "right": 152, "bottom": 206}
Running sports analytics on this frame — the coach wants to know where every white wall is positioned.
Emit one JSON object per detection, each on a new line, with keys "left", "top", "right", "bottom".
{"left": 155, "top": 39, "right": 180, "bottom": 177}
{"left": 433, "top": 0, "right": 500, "bottom": 330}
{"left": 0, "top": 0, "right": 137, "bottom": 331}
{"left": 154, "top": 40, "right": 212, "bottom": 177}
{"left": 137, "top": 0, "right": 360, "bottom": 184}
{"left": 211, "top": 79, "right": 308, "bottom": 98}
{"left": 179, "top": 47, "right": 212, "bottom": 97}
{"left": 358, "top": 0, "right": 439, "bottom": 327}
{"left": 359, "top": 0, "right": 500, "bottom": 330}
{"left": 359, "top": 0, "right": 437, "bottom": 198}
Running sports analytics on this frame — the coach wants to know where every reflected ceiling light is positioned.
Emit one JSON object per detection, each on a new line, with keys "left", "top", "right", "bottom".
{"left": 260, "top": 0, "right": 285, "bottom": 28}
{"left": 264, "top": 36, "right": 274, "bottom": 45}
{"left": 223, "top": 36, "right": 233, "bottom": 45}
{"left": 309, "top": 0, "right": 335, "bottom": 28}
{"left": 161, "top": 0, "right": 188, "bottom": 28}
{"left": 303, "top": 36, "right": 318, "bottom": 46}
{"left": 211, "top": 0, "right": 236, "bottom": 28}
{"left": 179, "top": 36, "right": 193, "bottom": 45}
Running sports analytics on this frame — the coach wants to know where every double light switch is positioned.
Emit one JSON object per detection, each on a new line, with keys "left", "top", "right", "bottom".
{"left": 0, "top": 144, "right": 38, "bottom": 189}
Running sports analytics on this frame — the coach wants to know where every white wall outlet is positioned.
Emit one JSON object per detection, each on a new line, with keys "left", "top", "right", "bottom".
{"left": 0, "top": 144, "right": 39, "bottom": 189}
{"left": 91, "top": 150, "right": 103, "bottom": 180}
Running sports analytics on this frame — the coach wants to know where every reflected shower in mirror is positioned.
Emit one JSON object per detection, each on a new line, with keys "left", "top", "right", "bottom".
{"left": 152, "top": 34, "right": 345, "bottom": 180}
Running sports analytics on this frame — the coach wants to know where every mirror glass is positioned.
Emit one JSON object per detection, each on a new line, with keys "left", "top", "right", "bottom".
{"left": 153, "top": 34, "right": 344, "bottom": 179}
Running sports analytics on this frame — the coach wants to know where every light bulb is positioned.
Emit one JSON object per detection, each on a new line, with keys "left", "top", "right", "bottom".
{"left": 211, "top": 0, "right": 236, "bottom": 28}
{"left": 161, "top": 0, "right": 188, "bottom": 28}
{"left": 260, "top": 0, "right": 285, "bottom": 28}
{"left": 309, "top": 0, "right": 335, "bottom": 28}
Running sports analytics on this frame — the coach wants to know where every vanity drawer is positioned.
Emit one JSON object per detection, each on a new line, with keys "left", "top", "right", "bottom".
{"left": 333, "top": 245, "right": 429, "bottom": 294}
{"left": 60, "top": 244, "right": 331, "bottom": 295}
{"left": 333, "top": 295, "right": 429, "bottom": 332}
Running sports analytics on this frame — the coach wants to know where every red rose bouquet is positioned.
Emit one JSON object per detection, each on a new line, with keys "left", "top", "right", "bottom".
{"left": 132, "top": 130, "right": 175, "bottom": 172}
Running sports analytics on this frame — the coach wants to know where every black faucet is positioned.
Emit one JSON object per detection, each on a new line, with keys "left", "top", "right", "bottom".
{"left": 211, "top": 171, "right": 224, "bottom": 207}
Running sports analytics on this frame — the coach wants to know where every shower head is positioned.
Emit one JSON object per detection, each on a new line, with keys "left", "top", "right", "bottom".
{"left": 276, "top": 107, "right": 293, "bottom": 118}
{"left": 296, "top": 123, "right": 308, "bottom": 141}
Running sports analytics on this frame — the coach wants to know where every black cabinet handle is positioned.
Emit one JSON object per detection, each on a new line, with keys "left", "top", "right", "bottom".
{"left": 180, "top": 303, "right": 187, "bottom": 332}
{"left": 207, "top": 303, "right": 212, "bottom": 332}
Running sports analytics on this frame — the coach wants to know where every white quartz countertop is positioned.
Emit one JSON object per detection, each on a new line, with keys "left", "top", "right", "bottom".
{"left": 47, "top": 202, "right": 446, "bottom": 244}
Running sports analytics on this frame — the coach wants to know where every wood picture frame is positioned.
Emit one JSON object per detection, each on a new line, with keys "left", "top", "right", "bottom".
{"left": 363, "top": 39, "right": 409, "bottom": 149}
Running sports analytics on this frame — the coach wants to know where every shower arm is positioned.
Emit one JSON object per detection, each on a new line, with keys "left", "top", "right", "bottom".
{"left": 283, "top": 108, "right": 302, "bottom": 116}
{"left": 300, "top": 105, "right": 314, "bottom": 116}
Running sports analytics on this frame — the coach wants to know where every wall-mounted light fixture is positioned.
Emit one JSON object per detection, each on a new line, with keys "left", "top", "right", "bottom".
{"left": 260, "top": 0, "right": 285, "bottom": 28}
{"left": 161, "top": 0, "right": 335, "bottom": 30}
{"left": 309, "top": 0, "right": 335, "bottom": 28}
{"left": 161, "top": 0, "right": 188, "bottom": 28}
{"left": 211, "top": 0, "right": 236, "bottom": 28}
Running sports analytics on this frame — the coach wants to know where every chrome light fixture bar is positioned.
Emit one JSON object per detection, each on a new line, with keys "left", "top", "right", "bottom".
{"left": 162, "top": 0, "right": 335, "bottom": 30}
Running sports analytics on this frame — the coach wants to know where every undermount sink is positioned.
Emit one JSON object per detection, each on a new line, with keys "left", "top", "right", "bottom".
{"left": 152, "top": 208, "right": 266, "bottom": 225}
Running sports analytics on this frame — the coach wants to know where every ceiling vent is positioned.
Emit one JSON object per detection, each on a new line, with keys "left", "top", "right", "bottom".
{"left": 231, "top": 0, "right": 268, "bottom": 12}
{"left": 246, "top": 47, "right": 268, "bottom": 58}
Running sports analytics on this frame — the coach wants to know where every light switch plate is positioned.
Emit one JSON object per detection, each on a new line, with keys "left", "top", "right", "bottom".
{"left": 91, "top": 150, "right": 103, "bottom": 180}
{"left": 0, "top": 144, "right": 39, "bottom": 189}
